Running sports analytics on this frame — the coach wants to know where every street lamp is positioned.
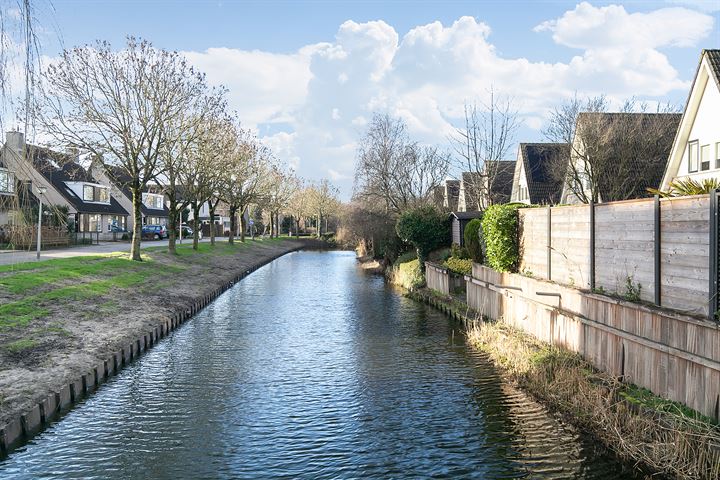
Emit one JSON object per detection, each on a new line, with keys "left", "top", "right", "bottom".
{"left": 36, "top": 186, "right": 47, "bottom": 260}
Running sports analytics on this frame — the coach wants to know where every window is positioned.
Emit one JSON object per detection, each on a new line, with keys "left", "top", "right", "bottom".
{"left": 716, "top": 143, "right": 720, "bottom": 169}
{"left": 108, "top": 215, "right": 126, "bottom": 232}
{"left": 97, "top": 187, "right": 110, "bottom": 203}
{"left": 688, "top": 140, "right": 699, "bottom": 173}
{"left": 83, "top": 184, "right": 94, "bottom": 201}
{"left": 143, "top": 193, "right": 164, "bottom": 210}
{"left": 701, "top": 144, "right": 711, "bottom": 171}
{"left": 0, "top": 168, "right": 14, "bottom": 194}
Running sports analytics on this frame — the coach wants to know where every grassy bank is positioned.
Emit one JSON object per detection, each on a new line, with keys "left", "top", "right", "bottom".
{"left": 414, "top": 289, "right": 720, "bottom": 480}
{"left": 0, "top": 238, "right": 303, "bottom": 428}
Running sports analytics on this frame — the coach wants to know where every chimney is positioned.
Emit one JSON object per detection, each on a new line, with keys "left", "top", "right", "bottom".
{"left": 5, "top": 131, "right": 25, "bottom": 154}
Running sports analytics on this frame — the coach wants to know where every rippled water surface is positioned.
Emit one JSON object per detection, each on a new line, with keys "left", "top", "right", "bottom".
{"left": 0, "top": 250, "right": 641, "bottom": 479}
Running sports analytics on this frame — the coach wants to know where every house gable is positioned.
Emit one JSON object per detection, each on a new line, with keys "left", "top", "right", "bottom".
{"left": 660, "top": 50, "right": 720, "bottom": 189}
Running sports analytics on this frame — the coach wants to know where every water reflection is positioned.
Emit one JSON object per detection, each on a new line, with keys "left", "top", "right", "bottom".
{"left": 0, "top": 251, "right": 640, "bottom": 479}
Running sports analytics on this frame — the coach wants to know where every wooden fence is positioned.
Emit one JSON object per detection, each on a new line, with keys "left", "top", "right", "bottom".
{"left": 426, "top": 262, "right": 450, "bottom": 295}
{"left": 519, "top": 194, "right": 712, "bottom": 317}
{"left": 466, "top": 263, "right": 720, "bottom": 420}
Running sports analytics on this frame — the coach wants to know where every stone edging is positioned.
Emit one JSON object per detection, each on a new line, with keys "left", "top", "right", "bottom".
{"left": 0, "top": 244, "right": 302, "bottom": 455}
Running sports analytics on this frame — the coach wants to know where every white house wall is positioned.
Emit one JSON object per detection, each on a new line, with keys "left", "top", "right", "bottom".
{"left": 671, "top": 72, "right": 720, "bottom": 184}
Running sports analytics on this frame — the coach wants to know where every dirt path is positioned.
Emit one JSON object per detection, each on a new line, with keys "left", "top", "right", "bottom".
{"left": 0, "top": 239, "right": 310, "bottom": 429}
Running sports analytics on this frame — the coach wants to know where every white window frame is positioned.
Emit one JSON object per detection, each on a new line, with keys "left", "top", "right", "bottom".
{"left": 688, "top": 140, "right": 699, "bottom": 173}
{"left": 83, "top": 184, "right": 95, "bottom": 201}
{"left": 0, "top": 168, "right": 14, "bottom": 194}
{"left": 700, "top": 144, "right": 711, "bottom": 171}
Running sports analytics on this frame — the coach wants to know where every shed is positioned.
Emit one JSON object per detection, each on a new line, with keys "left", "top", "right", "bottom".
{"left": 450, "top": 211, "right": 482, "bottom": 246}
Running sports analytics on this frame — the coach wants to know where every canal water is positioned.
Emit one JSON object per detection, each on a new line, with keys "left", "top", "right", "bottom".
{"left": 0, "top": 250, "right": 641, "bottom": 479}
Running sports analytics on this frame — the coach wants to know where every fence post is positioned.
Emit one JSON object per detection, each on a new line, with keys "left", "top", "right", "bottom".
{"left": 589, "top": 199, "right": 595, "bottom": 291}
{"left": 547, "top": 205, "right": 552, "bottom": 281}
{"left": 710, "top": 190, "right": 718, "bottom": 322}
{"left": 654, "top": 195, "right": 661, "bottom": 306}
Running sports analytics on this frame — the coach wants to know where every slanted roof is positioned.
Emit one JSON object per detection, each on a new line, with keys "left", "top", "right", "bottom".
{"left": 450, "top": 211, "right": 482, "bottom": 220}
{"left": 28, "top": 146, "right": 129, "bottom": 216}
{"left": 705, "top": 49, "right": 720, "bottom": 85}
{"left": 520, "top": 143, "right": 569, "bottom": 204}
{"left": 104, "top": 165, "right": 169, "bottom": 217}
{"left": 489, "top": 161, "right": 515, "bottom": 204}
{"left": 575, "top": 112, "right": 681, "bottom": 201}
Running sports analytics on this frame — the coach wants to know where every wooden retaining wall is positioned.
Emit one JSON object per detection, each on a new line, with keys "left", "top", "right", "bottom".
{"left": 466, "top": 263, "right": 720, "bottom": 419}
{"left": 518, "top": 194, "right": 710, "bottom": 316}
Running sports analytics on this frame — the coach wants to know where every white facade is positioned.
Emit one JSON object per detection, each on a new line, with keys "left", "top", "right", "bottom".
{"left": 510, "top": 151, "right": 531, "bottom": 204}
{"left": 660, "top": 51, "right": 720, "bottom": 189}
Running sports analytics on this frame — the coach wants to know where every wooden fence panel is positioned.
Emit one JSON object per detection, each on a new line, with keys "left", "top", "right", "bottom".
{"left": 465, "top": 265, "right": 720, "bottom": 419}
{"left": 425, "top": 263, "right": 449, "bottom": 295}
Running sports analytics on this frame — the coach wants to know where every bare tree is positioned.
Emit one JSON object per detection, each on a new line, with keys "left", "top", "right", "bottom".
{"left": 285, "top": 179, "right": 311, "bottom": 238}
{"left": 543, "top": 95, "right": 680, "bottom": 203}
{"left": 450, "top": 88, "right": 520, "bottom": 211}
{"left": 354, "top": 113, "right": 450, "bottom": 215}
{"left": 308, "top": 179, "right": 340, "bottom": 237}
{"left": 265, "top": 167, "right": 298, "bottom": 238}
{"left": 218, "top": 130, "right": 271, "bottom": 243}
{"left": 157, "top": 83, "right": 227, "bottom": 254}
{"left": 39, "top": 38, "right": 199, "bottom": 260}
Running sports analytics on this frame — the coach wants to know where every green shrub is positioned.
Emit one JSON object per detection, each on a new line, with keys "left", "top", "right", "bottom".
{"left": 450, "top": 243, "right": 469, "bottom": 260}
{"left": 443, "top": 256, "right": 472, "bottom": 276}
{"left": 396, "top": 206, "right": 450, "bottom": 267}
{"left": 390, "top": 258, "right": 424, "bottom": 290}
{"left": 482, "top": 203, "right": 526, "bottom": 272}
{"left": 394, "top": 250, "right": 417, "bottom": 266}
{"left": 463, "top": 218, "right": 483, "bottom": 263}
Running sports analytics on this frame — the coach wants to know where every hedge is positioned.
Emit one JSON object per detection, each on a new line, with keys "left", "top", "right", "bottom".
{"left": 481, "top": 203, "right": 526, "bottom": 272}
{"left": 463, "top": 218, "right": 483, "bottom": 263}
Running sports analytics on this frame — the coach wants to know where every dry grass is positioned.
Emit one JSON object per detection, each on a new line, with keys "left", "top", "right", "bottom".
{"left": 466, "top": 318, "right": 720, "bottom": 480}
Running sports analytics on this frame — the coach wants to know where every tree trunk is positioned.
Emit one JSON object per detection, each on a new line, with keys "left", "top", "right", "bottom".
{"left": 192, "top": 202, "right": 201, "bottom": 250}
{"left": 295, "top": 217, "right": 300, "bottom": 239}
{"left": 130, "top": 187, "right": 143, "bottom": 261}
{"left": 316, "top": 213, "right": 322, "bottom": 238}
{"left": 240, "top": 206, "right": 247, "bottom": 242}
{"left": 228, "top": 207, "right": 237, "bottom": 245}
{"left": 167, "top": 194, "right": 178, "bottom": 255}
{"left": 209, "top": 206, "right": 216, "bottom": 246}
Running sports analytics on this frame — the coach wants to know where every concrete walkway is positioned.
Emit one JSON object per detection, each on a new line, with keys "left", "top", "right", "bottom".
{"left": 0, "top": 237, "right": 215, "bottom": 266}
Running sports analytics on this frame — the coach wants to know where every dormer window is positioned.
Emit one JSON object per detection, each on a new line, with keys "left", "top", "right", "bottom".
{"left": 81, "top": 183, "right": 110, "bottom": 203}
{"left": 143, "top": 193, "right": 164, "bottom": 210}
{"left": 0, "top": 168, "right": 14, "bottom": 195}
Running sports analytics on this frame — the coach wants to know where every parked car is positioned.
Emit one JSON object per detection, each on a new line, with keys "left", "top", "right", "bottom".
{"left": 180, "top": 224, "right": 203, "bottom": 240}
{"left": 142, "top": 224, "right": 168, "bottom": 240}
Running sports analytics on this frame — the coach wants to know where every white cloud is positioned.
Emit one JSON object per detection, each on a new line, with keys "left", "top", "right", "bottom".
{"left": 181, "top": 4, "right": 714, "bottom": 199}
{"left": 535, "top": 2, "right": 713, "bottom": 49}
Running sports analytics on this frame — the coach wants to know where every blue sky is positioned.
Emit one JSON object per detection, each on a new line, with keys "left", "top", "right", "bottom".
{"left": 27, "top": 1, "right": 720, "bottom": 198}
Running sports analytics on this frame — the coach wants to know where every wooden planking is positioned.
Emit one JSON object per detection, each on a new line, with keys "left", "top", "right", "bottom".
{"left": 518, "top": 194, "right": 712, "bottom": 314}
{"left": 466, "top": 266, "right": 720, "bottom": 419}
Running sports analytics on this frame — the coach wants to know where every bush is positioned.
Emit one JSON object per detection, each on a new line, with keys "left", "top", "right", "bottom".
{"left": 121, "top": 233, "right": 129, "bottom": 241}
{"left": 394, "top": 250, "right": 417, "bottom": 266}
{"left": 443, "top": 256, "right": 472, "bottom": 276}
{"left": 390, "top": 258, "right": 424, "bottom": 290}
{"left": 482, "top": 203, "right": 526, "bottom": 272}
{"left": 395, "top": 206, "right": 450, "bottom": 267}
{"left": 463, "top": 218, "right": 483, "bottom": 263}
{"left": 450, "top": 243, "right": 469, "bottom": 260}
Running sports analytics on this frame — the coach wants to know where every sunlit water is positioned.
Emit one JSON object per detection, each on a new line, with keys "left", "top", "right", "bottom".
{"left": 0, "top": 250, "right": 641, "bottom": 479}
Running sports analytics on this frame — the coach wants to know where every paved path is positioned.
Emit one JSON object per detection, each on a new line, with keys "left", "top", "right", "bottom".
{"left": 0, "top": 237, "right": 215, "bottom": 266}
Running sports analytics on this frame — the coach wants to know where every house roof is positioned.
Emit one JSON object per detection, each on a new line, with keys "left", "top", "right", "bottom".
{"left": 519, "top": 143, "right": 569, "bottom": 204}
{"left": 575, "top": 112, "right": 681, "bottom": 201}
{"left": 705, "top": 49, "right": 720, "bottom": 86}
{"left": 104, "top": 164, "right": 169, "bottom": 217}
{"left": 450, "top": 211, "right": 483, "bottom": 220}
{"left": 489, "top": 161, "right": 515, "bottom": 204}
{"left": 28, "top": 146, "right": 129, "bottom": 216}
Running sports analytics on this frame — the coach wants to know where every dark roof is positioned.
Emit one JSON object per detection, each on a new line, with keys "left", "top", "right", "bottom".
{"left": 450, "top": 211, "right": 482, "bottom": 220}
{"left": 28, "top": 146, "right": 129, "bottom": 215}
{"left": 104, "top": 165, "right": 169, "bottom": 217}
{"left": 705, "top": 49, "right": 720, "bottom": 86}
{"left": 519, "top": 143, "right": 569, "bottom": 205}
{"left": 575, "top": 112, "right": 681, "bottom": 201}
{"left": 489, "top": 161, "right": 515, "bottom": 204}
